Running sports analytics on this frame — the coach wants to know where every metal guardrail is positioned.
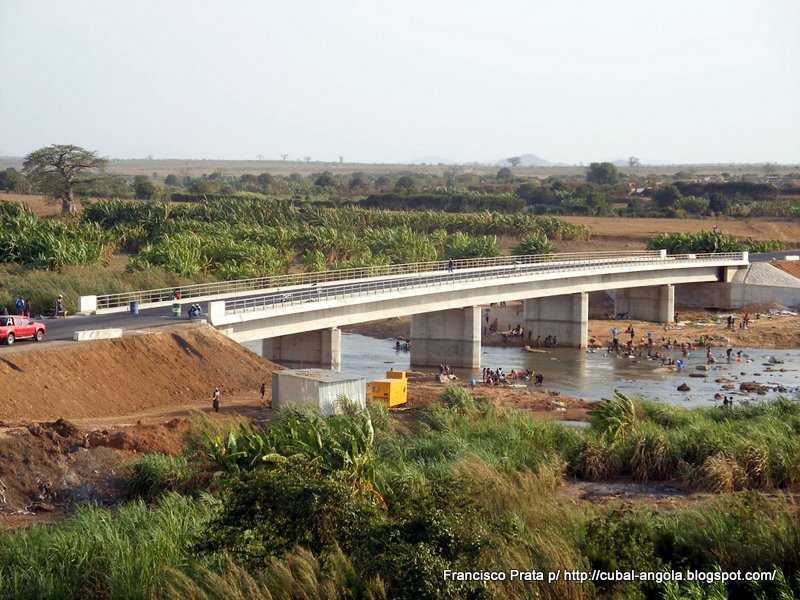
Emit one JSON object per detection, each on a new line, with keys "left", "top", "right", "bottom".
{"left": 223, "top": 252, "right": 746, "bottom": 315}
{"left": 94, "top": 250, "right": 665, "bottom": 309}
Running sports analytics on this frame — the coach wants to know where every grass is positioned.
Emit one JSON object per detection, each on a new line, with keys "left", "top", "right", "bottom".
{"left": 2, "top": 391, "right": 800, "bottom": 599}
{"left": 0, "top": 493, "right": 215, "bottom": 599}
{"left": 0, "top": 263, "right": 211, "bottom": 316}
{"left": 577, "top": 396, "right": 800, "bottom": 490}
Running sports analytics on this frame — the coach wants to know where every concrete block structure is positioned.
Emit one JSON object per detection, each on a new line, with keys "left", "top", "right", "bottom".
{"left": 523, "top": 293, "right": 588, "bottom": 348}
{"left": 262, "top": 327, "right": 341, "bottom": 370}
{"left": 410, "top": 306, "right": 481, "bottom": 367}
{"left": 272, "top": 369, "right": 365, "bottom": 416}
{"left": 614, "top": 284, "right": 675, "bottom": 323}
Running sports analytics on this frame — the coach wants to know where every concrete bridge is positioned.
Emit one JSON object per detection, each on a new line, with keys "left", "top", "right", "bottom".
{"left": 81, "top": 250, "right": 743, "bottom": 370}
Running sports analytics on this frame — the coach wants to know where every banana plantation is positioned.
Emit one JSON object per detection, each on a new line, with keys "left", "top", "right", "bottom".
{"left": 1, "top": 198, "right": 591, "bottom": 279}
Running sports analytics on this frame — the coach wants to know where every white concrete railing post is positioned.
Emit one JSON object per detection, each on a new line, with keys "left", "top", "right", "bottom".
{"left": 208, "top": 301, "right": 226, "bottom": 325}
{"left": 78, "top": 295, "right": 97, "bottom": 315}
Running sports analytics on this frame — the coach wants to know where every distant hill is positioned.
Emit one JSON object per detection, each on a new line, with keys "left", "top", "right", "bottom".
{"left": 488, "top": 153, "right": 553, "bottom": 167}
{"left": 407, "top": 152, "right": 555, "bottom": 167}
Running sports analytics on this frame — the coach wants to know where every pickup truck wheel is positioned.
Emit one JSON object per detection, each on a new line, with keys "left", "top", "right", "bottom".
{"left": 35, "top": 330, "right": 44, "bottom": 342}
{"left": 6, "top": 333, "right": 14, "bottom": 345}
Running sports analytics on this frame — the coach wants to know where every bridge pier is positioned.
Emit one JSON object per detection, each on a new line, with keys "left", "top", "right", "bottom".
{"left": 614, "top": 284, "right": 674, "bottom": 323}
{"left": 410, "top": 307, "right": 481, "bottom": 368}
{"left": 523, "top": 293, "right": 588, "bottom": 348}
{"left": 261, "top": 327, "right": 342, "bottom": 371}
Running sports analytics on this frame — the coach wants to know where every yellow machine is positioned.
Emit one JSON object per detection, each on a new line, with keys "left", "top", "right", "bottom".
{"left": 370, "top": 371, "right": 408, "bottom": 407}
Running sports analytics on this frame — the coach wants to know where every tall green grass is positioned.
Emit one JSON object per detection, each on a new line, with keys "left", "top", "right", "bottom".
{"left": 0, "top": 263, "right": 211, "bottom": 315}
{"left": 576, "top": 397, "right": 800, "bottom": 490}
{"left": 3, "top": 390, "right": 800, "bottom": 599}
{"left": 0, "top": 493, "right": 214, "bottom": 600}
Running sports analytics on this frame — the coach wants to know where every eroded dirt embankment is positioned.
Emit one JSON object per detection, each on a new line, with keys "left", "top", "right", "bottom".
{"left": 0, "top": 324, "right": 279, "bottom": 523}
{"left": 0, "top": 323, "right": 277, "bottom": 423}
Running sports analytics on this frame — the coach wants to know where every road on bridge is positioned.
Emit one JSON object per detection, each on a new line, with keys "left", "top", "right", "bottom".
{"left": 0, "top": 286, "right": 327, "bottom": 346}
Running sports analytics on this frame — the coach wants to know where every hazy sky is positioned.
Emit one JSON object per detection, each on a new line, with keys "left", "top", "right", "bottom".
{"left": 1, "top": 0, "right": 798, "bottom": 164}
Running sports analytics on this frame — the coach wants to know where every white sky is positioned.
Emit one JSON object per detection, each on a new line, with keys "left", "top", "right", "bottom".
{"left": 1, "top": 0, "right": 798, "bottom": 164}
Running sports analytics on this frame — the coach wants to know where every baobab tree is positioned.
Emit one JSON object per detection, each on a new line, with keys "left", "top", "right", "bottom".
{"left": 507, "top": 156, "right": 521, "bottom": 167}
{"left": 628, "top": 156, "right": 640, "bottom": 168}
{"left": 23, "top": 144, "right": 107, "bottom": 214}
{"left": 338, "top": 155, "right": 344, "bottom": 164}
{"left": 304, "top": 156, "right": 311, "bottom": 163}
{"left": 281, "top": 154, "right": 289, "bottom": 161}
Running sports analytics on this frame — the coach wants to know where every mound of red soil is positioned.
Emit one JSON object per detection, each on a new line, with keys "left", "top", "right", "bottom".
{"left": 0, "top": 323, "right": 278, "bottom": 423}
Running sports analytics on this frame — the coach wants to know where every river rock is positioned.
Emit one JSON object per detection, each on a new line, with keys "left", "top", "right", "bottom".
{"left": 678, "top": 383, "right": 691, "bottom": 391}
{"left": 722, "top": 384, "right": 735, "bottom": 390}
{"left": 715, "top": 378, "right": 733, "bottom": 383}
{"left": 740, "top": 382, "right": 767, "bottom": 393}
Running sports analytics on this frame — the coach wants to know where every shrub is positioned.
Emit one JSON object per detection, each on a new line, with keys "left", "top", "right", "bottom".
{"left": 127, "top": 452, "right": 189, "bottom": 501}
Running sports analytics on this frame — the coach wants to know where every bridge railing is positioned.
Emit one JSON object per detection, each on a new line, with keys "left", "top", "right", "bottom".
{"left": 92, "top": 250, "right": 664, "bottom": 310}
{"left": 222, "top": 251, "right": 747, "bottom": 315}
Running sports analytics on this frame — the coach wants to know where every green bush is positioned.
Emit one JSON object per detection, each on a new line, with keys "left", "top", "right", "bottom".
{"left": 127, "top": 452, "right": 189, "bottom": 501}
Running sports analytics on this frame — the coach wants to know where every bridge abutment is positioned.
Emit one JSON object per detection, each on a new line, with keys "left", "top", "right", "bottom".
{"left": 614, "top": 284, "right": 674, "bottom": 322}
{"left": 261, "top": 327, "right": 342, "bottom": 371}
{"left": 523, "top": 293, "right": 588, "bottom": 348}
{"left": 410, "top": 307, "right": 481, "bottom": 368}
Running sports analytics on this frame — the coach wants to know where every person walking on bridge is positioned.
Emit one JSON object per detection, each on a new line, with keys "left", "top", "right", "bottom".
{"left": 447, "top": 258, "right": 454, "bottom": 273}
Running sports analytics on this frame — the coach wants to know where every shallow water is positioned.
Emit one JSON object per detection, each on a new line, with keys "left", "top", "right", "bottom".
{"left": 248, "top": 334, "right": 800, "bottom": 408}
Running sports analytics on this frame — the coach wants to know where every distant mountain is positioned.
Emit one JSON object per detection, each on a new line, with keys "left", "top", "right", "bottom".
{"left": 407, "top": 152, "right": 555, "bottom": 166}
{"left": 488, "top": 153, "right": 553, "bottom": 167}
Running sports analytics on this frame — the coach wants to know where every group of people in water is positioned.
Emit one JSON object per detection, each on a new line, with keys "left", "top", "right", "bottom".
{"left": 600, "top": 321, "right": 759, "bottom": 382}
{"left": 480, "top": 367, "right": 544, "bottom": 386}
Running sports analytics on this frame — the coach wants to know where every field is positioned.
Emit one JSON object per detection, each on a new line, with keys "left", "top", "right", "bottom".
{"left": 558, "top": 215, "right": 800, "bottom": 252}
{"left": 3, "top": 191, "right": 800, "bottom": 257}
{"left": 3, "top": 156, "right": 799, "bottom": 179}
{"left": 1, "top": 177, "right": 800, "bottom": 597}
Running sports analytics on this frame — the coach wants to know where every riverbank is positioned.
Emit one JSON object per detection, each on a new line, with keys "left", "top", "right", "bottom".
{"left": 0, "top": 323, "right": 589, "bottom": 527}
{"left": 342, "top": 301, "right": 800, "bottom": 349}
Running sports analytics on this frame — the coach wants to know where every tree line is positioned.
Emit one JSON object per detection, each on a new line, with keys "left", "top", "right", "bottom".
{"left": 3, "top": 146, "right": 798, "bottom": 220}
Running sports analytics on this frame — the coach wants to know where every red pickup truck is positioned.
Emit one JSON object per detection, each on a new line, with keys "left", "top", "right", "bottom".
{"left": 0, "top": 316, "right": 47, "bottom": 345}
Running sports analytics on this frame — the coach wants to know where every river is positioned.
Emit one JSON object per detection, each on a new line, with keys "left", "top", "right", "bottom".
{"left": 248, "top": 334, "right": 800, "bottom": 408}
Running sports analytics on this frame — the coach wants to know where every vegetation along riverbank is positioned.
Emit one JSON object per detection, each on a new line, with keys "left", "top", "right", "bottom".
{"left": 0, "top": 161, "right": 798, "bottom": 598}
{"left": 1, "top": 381, "right": 799, "bottom": 598}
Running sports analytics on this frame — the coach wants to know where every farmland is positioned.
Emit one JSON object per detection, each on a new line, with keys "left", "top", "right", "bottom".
{"left": 0, "top": 163, "right": 799, "bottom": 599}
{"left": 1, "top": 326, "right": 800, "bottom": 599}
